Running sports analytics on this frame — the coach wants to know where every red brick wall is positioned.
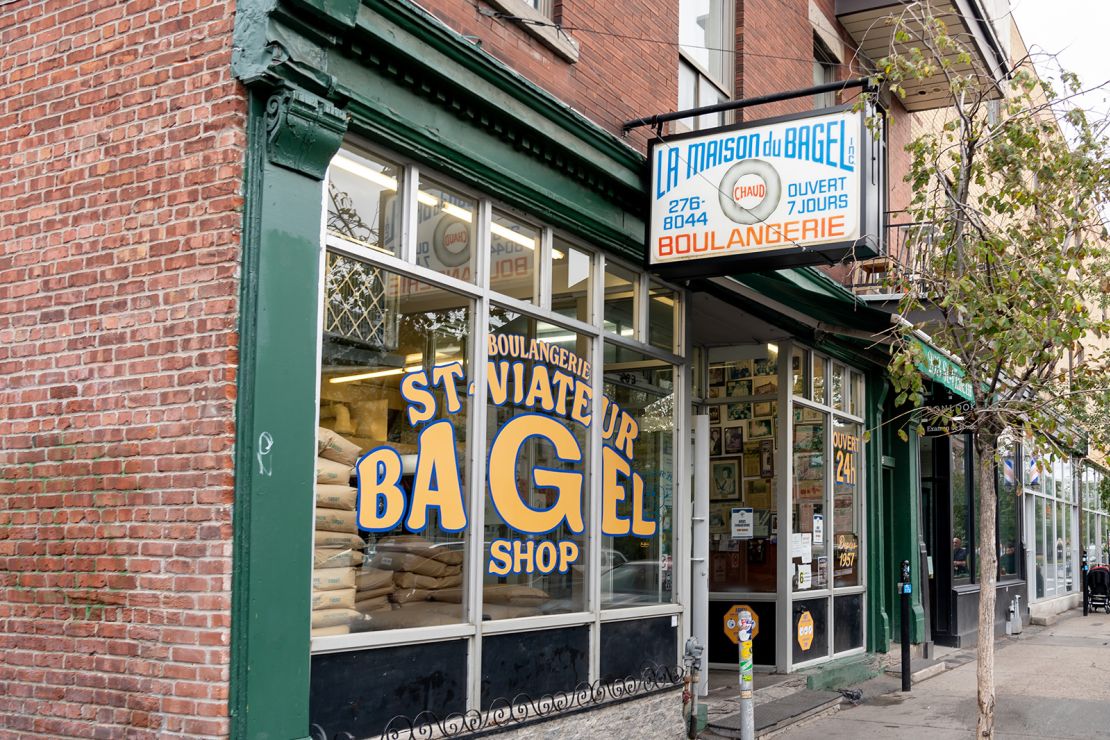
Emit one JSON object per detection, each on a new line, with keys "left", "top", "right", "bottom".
{"left": 416, "top": 0, "right": 678, "bottom": 152}
{"left": 0, "top": 0, "right": 245, "bottom": 737}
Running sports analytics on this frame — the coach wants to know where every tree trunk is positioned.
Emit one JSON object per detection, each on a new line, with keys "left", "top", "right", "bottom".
{"left": 975, "top": 434, "right": 999, "bottom": 737}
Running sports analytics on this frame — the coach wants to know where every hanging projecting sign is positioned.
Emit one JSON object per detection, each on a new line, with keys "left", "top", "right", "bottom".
{"left": 647, "top": 106, "right": 880, "bottom": 277}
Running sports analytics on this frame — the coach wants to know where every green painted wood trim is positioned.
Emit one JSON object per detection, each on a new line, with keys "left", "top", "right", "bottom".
{"left": 231, "top": 0, "right": 647, "bottom": 260}
{"left": 230, "top": 89, "right": 344, "bottom": 740}
{"left": 888, "top": 413, "right": 926, "bottom": 644}
{"left": 865, "top": 373, "right": 891, "bottom": 653}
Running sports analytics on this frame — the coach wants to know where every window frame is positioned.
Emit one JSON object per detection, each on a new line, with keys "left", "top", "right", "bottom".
{"left": 311, "top": 142, "right": 689, "bottom": 704}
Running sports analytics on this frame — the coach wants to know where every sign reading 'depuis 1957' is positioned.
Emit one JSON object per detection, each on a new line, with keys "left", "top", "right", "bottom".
{"left": 648, "top": 106, "right": 880, "bottom": 277}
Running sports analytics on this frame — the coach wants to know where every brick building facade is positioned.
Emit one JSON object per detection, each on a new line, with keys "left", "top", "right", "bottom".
{"left": 1, "top": 0, "right": 244, "bottom": 736}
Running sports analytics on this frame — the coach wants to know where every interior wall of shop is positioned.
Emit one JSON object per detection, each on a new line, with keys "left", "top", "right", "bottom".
{"left": 0, "top": 2, "right": 246, "bottom": 737}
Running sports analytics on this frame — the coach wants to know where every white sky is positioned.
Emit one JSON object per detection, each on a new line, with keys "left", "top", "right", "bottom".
{"left": 1009, "top": 0, "right": 1110, "bottom": 120}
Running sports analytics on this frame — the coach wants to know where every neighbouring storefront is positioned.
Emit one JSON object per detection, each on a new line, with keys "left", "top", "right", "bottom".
{"left": 1022, "top": 443, "right": 1083, "bottom": 619}
{"left": 1080, "top": 462, "right": 1110, "bottom": 566}
{"left": 918, "top": 426, "right": 1024, "bottom": 646}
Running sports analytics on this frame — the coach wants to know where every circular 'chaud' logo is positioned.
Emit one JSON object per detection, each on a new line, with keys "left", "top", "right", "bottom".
{"left": 433, "top": 218, "right": 471, "bottom": 267}
{"left": 718, "top": 159, "right": 781, "bottom": 224}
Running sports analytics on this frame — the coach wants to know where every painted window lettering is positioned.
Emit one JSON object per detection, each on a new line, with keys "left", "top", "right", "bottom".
{"left": 355, "top": 337, "right": 658, "bottom": 575}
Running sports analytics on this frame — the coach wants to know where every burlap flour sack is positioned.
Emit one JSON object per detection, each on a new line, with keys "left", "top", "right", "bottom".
{"left": 375, "top": 535, "right": 464, "bottom": 565}
{"left": 393, "top": 571, "right": 462, "bottom": 591}
{"left": 316, "top": 484, "right": 357, "bottom": 511}
{"left": 317, "top": 427, "right": 361, "bottom": 467}
{"left": 482, "top": 584, "right": 549, "bottom": 606}
{"left": 312, "top": 588, "right": 356, "bottom": 611}
{"left": 479, "top": 603, "right": 541, "bottom": 620}
{"left": 312, "top": 568, "right": 356, "bottom": 592}
{"left": 353, "top": 595, "right": 391, "bottom": 614}
{"left": 360, "top": 602, "right": 458, "bottom": 629}
{"left": 314, "top": 532, "right": 365, "bottom": 550}
{"left": 314, "top": 548, "right": 363, "bottom": 569}
{"left": 315, "top": 509, "right": 358, "bottom": 534}
{"left": 316, "top": 457, "right": 353, "bottom": 484}
{"left": 354, "top": 585, "right": 393, "bottom": 601}
{"left": 354, "top": 568, "right": 393, "bottom": 591}
{"left": 432, "top": 584, "right": 548, "bottom": 607}
{"left": 311, "top": 625, "right": 349, "bottom": 637}
{"left": 311, "top": 608, "right": 360, "bottom": 629}
{"left": 372, "top": 551, "right": 460, "bottom": 578}
{"left": 390, "top": 588, "right": 431, "bottom": 604}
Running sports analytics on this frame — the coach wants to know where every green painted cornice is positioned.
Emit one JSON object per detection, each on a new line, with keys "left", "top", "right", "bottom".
{"left": 231, "top": 0, "right": 649, "bottom": 258}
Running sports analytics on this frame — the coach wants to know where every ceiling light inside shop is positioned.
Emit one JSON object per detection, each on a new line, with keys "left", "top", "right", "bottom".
{"left": 329, "top": 366, "right": 421, "bottom": 384}
{"left": 766, "top": 343, "right": 779, "bottom": 363}
{"left": 491, "top": 222, "right": 538, "bottom": 250}
{"left": 331, "top": 154, "right": 397, "bottom": 191}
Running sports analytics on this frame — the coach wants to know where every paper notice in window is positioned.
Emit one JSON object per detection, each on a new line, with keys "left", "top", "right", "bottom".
{"left": 800, "top": 533, "right": 813, "bottom": 564}
{"left": 797, "top": 564, "right": 812, "bottom": 590}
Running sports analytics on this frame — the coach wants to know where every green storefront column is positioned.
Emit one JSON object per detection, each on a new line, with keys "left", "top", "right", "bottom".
{"left": 865, "top": 373, "right": 891, "bottom": 653}
{"left": 230, "top": 86, "right": 347, "bottom": 739}
{"left": 888, "top": 414, "right": 926, "bottom": 644}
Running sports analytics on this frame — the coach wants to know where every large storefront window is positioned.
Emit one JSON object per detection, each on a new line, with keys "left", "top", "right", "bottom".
{"left": 1025, "top": 443, "right": 1079, "bottom": 602}
{"left": 706, "top": 348, "right": 780, "bottom": 595}
{"left": 603, "top": 343, "right": 676, "bottom": 606}
{"left": 310, "top": 145, "right": 686, "bottom": 731}
{"left": 484, "top": 308, "right": 591, "bottom": 618}
{"left": 315, "top": 259, "right": 473, "bottom": 634}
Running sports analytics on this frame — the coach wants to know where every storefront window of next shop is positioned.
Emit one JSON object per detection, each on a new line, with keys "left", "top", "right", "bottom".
{"left": 306, "top": 144, "right": 685, "bottom": 730}
{"left": 1024, "top": 442, "right": 1076, "bottom": 600}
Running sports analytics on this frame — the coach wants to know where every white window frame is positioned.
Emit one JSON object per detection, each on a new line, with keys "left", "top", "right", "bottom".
{"left": 311, "top": 140, "right": 689, "bottom": 711}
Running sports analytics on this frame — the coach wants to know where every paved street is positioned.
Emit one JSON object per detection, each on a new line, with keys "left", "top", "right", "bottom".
{"left": 781, "top": 610, "right": 1110, "bottom": 739}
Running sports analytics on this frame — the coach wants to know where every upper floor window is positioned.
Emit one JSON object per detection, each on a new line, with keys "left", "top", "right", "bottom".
{"left": 813, "top": 34, "right": 838, "bottom": 109}
{"left": 678, "top": 0, "right": 734, "bottom": 131}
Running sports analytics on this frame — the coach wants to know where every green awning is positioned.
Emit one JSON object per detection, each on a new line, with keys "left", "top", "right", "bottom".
{"left": 912, "top": 338, "right": 973, "bottom": 401}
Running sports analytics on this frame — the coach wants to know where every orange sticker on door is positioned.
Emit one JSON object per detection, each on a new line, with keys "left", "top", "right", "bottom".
{"left": 797, "top": 610, "right": 815, "bottom": 651}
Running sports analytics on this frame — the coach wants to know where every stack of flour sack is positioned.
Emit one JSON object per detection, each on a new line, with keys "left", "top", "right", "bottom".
{"left": 311, "top": 427, "right": 365, "bottom": 637}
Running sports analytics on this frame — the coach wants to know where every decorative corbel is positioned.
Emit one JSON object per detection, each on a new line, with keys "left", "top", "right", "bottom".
{"left": 264, "top": 85, "right": 348, "bottom": 180}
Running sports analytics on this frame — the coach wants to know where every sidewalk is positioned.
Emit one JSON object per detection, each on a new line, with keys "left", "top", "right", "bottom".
{"left": 778, "top": 609, "right": 1110, "bottom": 739}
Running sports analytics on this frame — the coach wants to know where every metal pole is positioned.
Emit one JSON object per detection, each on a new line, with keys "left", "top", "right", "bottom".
{"left": 1082, "top": 550, "right": 1089, "bottom": 617}
{"left": 622, "top": 78, "right": 875, "bottom": 133}
{"left": 900, "top": 559, "right": 912, "bottom": 692}
{"left": 737, "top": 610, "right": 755, "bottom": 740}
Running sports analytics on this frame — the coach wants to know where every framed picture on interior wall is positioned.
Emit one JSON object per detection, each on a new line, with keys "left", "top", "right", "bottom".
{"left": 727, "top": 403, "right": 751, "bottom": 422}
{"left": 743, "top": 451, "right": 760, "bottom": 477}
{"left": 709, "top": 385, "right": 722, "bottom": 399}
{"left": 708, "top": 405, "right": 721, "bottom": 424}
{"left": 750, "top": 418, "right": 773, "bottom": 439}
{"left": 754, "top": 357, "right": 777, "bottom": 376}
{"left": 802, "top": 407, "right": 823, "bottom": 423}
{"left": 753, "top": 377, "right": 777, "bottom": 395}
{"left": 745, "top": 478, "right": 772, "bottom": 509}
{"left": 760, "top": 439, "right": 775, "bottom": 478}
{"left": 708, "top": 366, "right": 725, "bottom": 387}
{"left": 753, "top": 400, "right": 773, "bottom": 417}
{"left": 732, "top": 360, "right": 752, "bottom": 379}
{"left": 726, "top": 379, "right": 752, "bottom": 397}
{"left": 794, "top": 423, "right": 823, "bottom": 452}
{"left": 712, "top": 460, "right": 739, "bottom": 500}
{"left": 724, "top": 426, "right": 745, "bottom": 455}
{"left": 709, "top": 426, "right": 723, "bottom": 457}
